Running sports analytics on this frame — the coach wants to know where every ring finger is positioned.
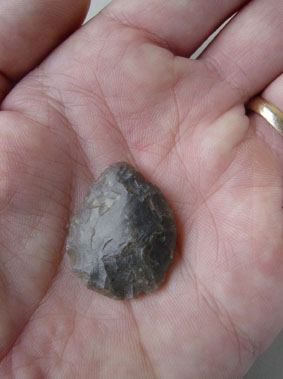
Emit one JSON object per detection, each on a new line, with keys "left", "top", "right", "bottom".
{"left": 248, "top": 74, "right": 283, "bottom": 164}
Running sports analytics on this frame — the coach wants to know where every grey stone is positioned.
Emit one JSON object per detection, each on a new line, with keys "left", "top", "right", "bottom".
{"left": 66, "top": 162, "right": 176, "bottom": 299}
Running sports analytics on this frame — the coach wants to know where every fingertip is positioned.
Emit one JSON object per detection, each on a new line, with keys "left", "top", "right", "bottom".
{"left": 0, "top": 0, "right": 91, "bottom": 82}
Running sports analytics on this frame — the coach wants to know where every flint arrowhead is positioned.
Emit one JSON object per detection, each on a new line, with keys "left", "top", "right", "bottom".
{"left": 66, "top": 162, "right": 176, "bottom": 299}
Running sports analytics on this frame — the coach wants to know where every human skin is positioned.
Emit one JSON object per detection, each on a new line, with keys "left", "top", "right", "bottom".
{"left": 0, "top": 0, "right": 282, "bottom": 378}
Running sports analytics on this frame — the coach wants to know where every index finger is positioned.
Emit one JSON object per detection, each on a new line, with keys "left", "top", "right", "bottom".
{"left": 106, "top": 0, "right": 250, "bottom": 55}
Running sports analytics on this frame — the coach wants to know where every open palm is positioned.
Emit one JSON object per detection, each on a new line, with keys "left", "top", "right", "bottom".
{"left": 0, "top": 0, "right": 282, "bottom": 377}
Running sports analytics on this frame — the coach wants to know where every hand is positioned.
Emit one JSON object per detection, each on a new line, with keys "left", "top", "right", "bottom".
{"left": 0, "top": 0, "right": 282, "bottom": 377}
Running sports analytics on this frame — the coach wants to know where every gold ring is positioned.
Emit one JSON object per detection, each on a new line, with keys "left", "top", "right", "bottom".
{"left": 247, "top": 96, "right": 283, "bottom": 136}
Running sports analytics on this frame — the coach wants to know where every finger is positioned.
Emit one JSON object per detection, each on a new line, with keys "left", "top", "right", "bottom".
{"left": 105, "top": 0, "right": 250, "bottom": 55}
{"left": 249, "top": 74, "right": 283, "bottom": 164}
{"left": 201, "top": 0, "right": 283, "bottom": 101}
{"left": 0, "top": 0, "right": 90, "bottom": 98}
